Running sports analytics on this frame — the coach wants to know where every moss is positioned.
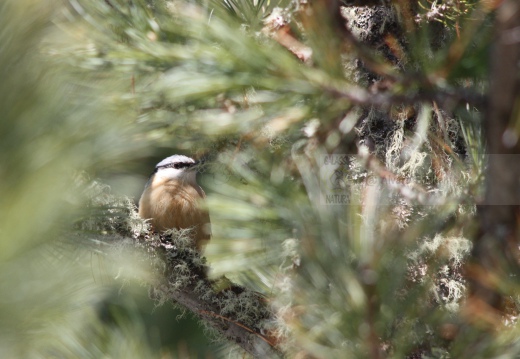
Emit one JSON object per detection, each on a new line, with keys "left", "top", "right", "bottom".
{"left": 75, "top": 177, "right": 279, "bottom": 356}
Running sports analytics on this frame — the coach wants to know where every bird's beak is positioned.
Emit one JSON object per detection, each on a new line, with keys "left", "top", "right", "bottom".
{"left": 189, "top": 160, "right": 203, "bottom": 171}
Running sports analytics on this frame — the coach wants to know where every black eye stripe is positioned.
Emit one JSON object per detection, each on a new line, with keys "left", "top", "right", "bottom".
{"left": 156, "top": 162, "right": 194, "bottom": 170}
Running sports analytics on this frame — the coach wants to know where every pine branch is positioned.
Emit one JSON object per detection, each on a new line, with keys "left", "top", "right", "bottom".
{"left": 144, "top": 237, "right": 283, "bottom": 358}
{"left": 321, "top": 82, "right": 486, "bottom": 111}
{"left": 78, "top": 179, "right": 284, "bottom": 358}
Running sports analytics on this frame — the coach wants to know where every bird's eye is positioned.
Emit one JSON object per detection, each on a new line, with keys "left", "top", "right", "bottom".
{"left": 173, "top": 162, "right": 191, "bottom": 169}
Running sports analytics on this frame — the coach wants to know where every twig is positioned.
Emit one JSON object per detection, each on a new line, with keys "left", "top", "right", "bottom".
{"left": 143, "top": 238, "right": 284, "bottom": 358}
{"left": 198, "top": 309, "right": 277, "bottom": 347}
{"left": 321, "top": 81, "right": 486, "bottom": 112}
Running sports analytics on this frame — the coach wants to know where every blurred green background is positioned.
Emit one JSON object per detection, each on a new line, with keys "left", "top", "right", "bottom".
{"left": 0, "top": 0, "right": 216, "bottom": 357}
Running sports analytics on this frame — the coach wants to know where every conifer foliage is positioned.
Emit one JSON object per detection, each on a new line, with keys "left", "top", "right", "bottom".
{"left": 2, "top": 0, "right": 520, "bottom": 358}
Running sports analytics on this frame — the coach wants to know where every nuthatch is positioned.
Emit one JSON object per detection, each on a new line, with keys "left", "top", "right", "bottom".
{"left": 139, "top": 155, "right": 211, "bottom": 251}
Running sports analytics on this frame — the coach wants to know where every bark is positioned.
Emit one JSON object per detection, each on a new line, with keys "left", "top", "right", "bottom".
{"left": 468, "top": 0, "right": 520, "bottom": 323}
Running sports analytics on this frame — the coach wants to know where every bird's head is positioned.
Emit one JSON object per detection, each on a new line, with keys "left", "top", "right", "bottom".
{"left": 154, "top": 154, "right": 201, "bottom": 183}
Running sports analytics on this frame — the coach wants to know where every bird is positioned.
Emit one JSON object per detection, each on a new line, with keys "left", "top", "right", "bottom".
{"left": 138, "top": 155, "right": 211, "bottom": 251}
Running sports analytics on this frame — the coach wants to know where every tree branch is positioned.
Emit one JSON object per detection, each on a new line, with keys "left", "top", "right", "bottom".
{"left": 79, "top": 179, "right": 283, "bottom": 358}
{"left": 142, "top": 236, "right": 283, "bottom": 358}
{"left": 322, "top": 82, "right": 486, "bottom": 111}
